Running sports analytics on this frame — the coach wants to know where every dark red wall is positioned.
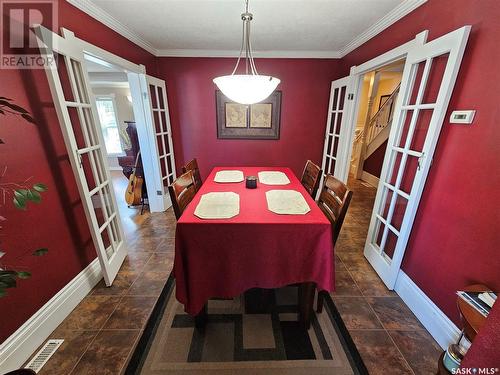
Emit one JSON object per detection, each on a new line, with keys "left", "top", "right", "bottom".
{"left": 342, "top": 0, "right": 500, "bottom": 324}
{"left": 363, "top": 140, "right": 387, "bottom": 178}
{"left": 0, "top": 1, "right": 156, "bottom": 342}
{"left": 156, "top": 58, "right": 342, "bottom": 179}
{"left": 2, "top": 0, "right": 499, "bottom": 345}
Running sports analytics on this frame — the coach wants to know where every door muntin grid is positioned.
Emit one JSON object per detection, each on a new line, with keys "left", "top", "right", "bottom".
{"left": 323, "top": 83, "right": 348, "bottom": 178}
{"left": 371, "top": 55, "right": 448, "bottom": 261}
{"left": 149, "top": 83, "right": 175, "bottom": 188}
{"left": 38, "top": 26, "right": 126, "bottom": 282}
{"left": 65, "top": 55, "right": 124, "bottom": 260}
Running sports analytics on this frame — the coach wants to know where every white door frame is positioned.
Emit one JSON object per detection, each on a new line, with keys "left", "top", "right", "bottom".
{"left": 339, "top": 27, "right": 470, "bottom": 289}
{"left": 77, "top": 29, "right": 171, "bottom": 213}
{"left": 340, "top": 30, "right": 429, "bottom": 183}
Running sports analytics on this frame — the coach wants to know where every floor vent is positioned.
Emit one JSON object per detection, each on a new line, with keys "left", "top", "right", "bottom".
{"left": 25, "top": 339, "right": 64, "bottom": 373}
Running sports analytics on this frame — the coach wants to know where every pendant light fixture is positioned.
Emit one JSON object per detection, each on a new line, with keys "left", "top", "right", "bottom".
{"left": 213, "top": 0, "right": 280, "bottom": 105}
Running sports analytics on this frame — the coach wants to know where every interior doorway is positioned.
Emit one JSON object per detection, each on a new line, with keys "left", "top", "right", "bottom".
{"left": 348, "top": 59, "right": 405, "bottom": 187}
{"left": 85, "top": 56, "right": 150, "bottom": 230}
{"left": 36, "top": 26, "right": 177, "bottom": 286}
{"left": 321, "top": 27, "right": 470, "bottom": 289}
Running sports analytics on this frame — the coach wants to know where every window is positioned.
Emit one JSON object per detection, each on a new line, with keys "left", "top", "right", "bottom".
{"left": 95, "top": 97, "right": 123, "bottom": 155}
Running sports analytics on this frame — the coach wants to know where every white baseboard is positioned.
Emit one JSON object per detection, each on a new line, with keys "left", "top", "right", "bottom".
{"left": 0, "top": 259, "right": 102, "bottom": 373}
{"left": 395, "top": 271, "right": 461, "bottom": 349}
{"left": 361, "top": 171, "right": 380, "bottom": 187}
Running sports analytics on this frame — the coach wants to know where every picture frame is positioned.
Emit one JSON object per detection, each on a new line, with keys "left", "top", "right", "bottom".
{"left": 216, "top": 90, "right": 282, "bottom": 139}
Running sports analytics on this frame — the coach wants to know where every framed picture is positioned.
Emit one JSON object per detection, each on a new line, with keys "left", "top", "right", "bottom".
{"left": 216, "top": 90, "right": 281, "bottom": 139}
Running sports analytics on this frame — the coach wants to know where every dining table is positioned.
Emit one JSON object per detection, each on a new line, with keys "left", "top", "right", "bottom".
{"left": 173, "top": 166, "right": 335, "bottom": 328}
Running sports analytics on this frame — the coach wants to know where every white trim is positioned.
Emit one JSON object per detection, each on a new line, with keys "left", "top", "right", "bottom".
{"left": 338, "top": 0, "right": 428, "bottom": 57}
{"left": 0, "top": 259, "right": 102, "bottom": 373}
{"left": 66, "top": 0, "right": 157, "bottom": 55}
{"left": 66, "top": 0, "right": 427, "bottom": 59}
{"left": 89, "top": 81, "right": 130, "bottom": 88}
{"left": 360, "top": 171, "right": 380, "bottom": 187}
{"left": 156, "top": 49, "right": 342, "bottom": 59}
{"left": 394, "top": 271, "right": 461, "bottom": 350}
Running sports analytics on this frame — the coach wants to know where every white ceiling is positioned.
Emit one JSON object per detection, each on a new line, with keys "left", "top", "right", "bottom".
{"left": 69, "top": 0, "right": 426, "bottom": 58}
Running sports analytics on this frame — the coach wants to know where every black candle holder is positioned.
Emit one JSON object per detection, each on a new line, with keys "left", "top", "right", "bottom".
{"left": 245, "top": 176, "right": 257, "bottom": 189}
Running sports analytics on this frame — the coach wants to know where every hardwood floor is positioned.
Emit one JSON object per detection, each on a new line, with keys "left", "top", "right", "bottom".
{"left": 25, "top": 173, "right": 441, "bottom": 374}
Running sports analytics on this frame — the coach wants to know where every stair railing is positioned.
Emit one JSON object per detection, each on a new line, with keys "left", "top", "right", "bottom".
{"left": 366, "top": 83, "right": 400, "bottom": 145}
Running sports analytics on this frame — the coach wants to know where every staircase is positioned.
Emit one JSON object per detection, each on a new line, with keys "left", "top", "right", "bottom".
{"left": 351, "top": 83, "right": 400, "bottom": 175}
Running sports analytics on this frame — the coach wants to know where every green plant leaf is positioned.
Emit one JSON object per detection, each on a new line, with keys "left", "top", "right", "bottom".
{"left": 0, "top": 97, "right": 12, "bottom": 100}
{"left": 0, "top": 270, "right": 17, "bottom": 277}
{"left": 0, "top": 288, "right": 7, "bottom": 298}
{"left": 13, "top": 195, "right": 26, "bottom": 210}
{"left": 0, "top": 275, "right": 17, "bottom": 288}
{"left": 27, "top": 189, "right": 41, "bottom": 203}
{"left": 17, "top": 271, "right": 31, "bottom": 279}
{"left": 33, "top": 183, "right": 48, "bottom": 192}
{"left": 33, "top": 248, "right": 48, "bottom": 256}
{"left": 14, "top": 189, "right": 27, "bottom": 198}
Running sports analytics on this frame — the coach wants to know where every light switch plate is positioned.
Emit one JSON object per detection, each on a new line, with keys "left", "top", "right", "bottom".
{"left": 450, "top": 110, "right": 475, "bottom": 124}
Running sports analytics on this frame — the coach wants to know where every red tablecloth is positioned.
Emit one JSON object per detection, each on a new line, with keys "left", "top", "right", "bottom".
{"left": 173, "top": 167, "right": 334, "bottom": 315}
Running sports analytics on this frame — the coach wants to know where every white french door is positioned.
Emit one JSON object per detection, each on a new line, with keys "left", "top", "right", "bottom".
{"left": 364, "top": 26, "right": 471, "bottom": 288}
{"left": 147, "top": 76, "right": 177, "bottom": 194}
{"left": 36, "top": 27, "right": 127, "bottom": 285}
{"left": 320, "top": 76, "right": 355, "bottom": 187}
{"left": 128, "top": 73, "right": 176, "bottom": 212}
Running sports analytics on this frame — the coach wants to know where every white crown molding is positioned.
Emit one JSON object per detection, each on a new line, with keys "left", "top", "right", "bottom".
{"left": 68, "top": 0, "right": 426, "bottom": 59}
{"left": 338, "top": 0, "right": 428, "bottom": 57}
{"left": 155, "top": 49, "right": 342, "bottom": 59}
{"left": 66, "top": 0, "right": 158, "bottom": 55}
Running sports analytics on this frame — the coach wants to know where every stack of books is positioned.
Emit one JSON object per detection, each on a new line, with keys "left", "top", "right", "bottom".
{"left": 457, "top": 290, "right": 497, "bottom": 317}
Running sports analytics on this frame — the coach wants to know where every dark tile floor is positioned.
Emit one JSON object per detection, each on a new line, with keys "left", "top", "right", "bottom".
{"left": 333, "top": 178, "right": 442, "bottom": 375}
{"left": 26, "top": 174, "right": 442, "bottom": 374}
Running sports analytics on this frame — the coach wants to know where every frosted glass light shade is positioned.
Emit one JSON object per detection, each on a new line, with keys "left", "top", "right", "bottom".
{"left": 213, "top": 74, "right": 280, "bottom": 105}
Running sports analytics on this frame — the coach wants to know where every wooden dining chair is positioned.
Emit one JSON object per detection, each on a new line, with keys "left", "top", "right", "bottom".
{"left": 168, "top": 170, "right": 197, "bottom": 220}
{"left": 300, "top": 160, "right": 322, "bottom": 198}
{"left": 316, "top": 174, "right": 353, "bottom": 313}
{"left": 182, "top": 158, "right": 203, "bottom": 192}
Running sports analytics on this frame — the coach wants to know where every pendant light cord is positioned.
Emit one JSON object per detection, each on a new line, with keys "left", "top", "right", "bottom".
{"left": 231, "top": 0, "right": 259, "bottom": 76}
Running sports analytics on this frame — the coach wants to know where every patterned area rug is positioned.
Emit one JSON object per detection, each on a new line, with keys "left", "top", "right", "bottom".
{"left": 126, "top": 276, "right": 367, "bottom": 374}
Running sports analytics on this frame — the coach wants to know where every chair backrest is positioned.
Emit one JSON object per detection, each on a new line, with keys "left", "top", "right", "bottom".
{"left": 182, "top": 158, "right": 203, "bottom": 192}
{"left": 301, "top": 160, "right": 322, "bottom": 198}
{"left": 168, "top": 170, "right": 197, "bottom": 220}
{"left": 317, "top": 174, "right": 353, "bottom": 245}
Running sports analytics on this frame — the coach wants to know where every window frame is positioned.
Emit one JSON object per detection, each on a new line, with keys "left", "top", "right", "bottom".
{"left": 95, "top": 94, "right": 125, "bottom": 156}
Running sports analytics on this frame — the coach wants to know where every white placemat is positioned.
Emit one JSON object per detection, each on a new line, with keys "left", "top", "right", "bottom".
{"left": 214, "top": 170, "right": 245, "bottom": 183}
{"left": 194, "top": 192, "right": 240, "bottom": 219}
{"left": 258, "top": 171, "right": 291, "bottom": 185}
{"left": 265, "top": 190, "right": 311, "bottom": 215}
